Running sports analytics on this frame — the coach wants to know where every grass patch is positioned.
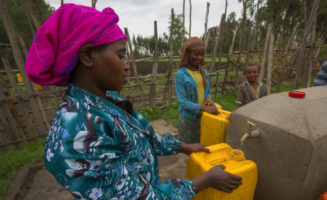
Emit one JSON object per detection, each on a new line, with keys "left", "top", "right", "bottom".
{"left": 138, "top": 92, "right": 238, "bottom": 127}
{"left": 139, "top": 103, "right": 180, "bottom": 126}
{"left": 213, "top": 93, "right": 237, "bottom": 111}
{"left": 0, "top": 138, "right": 45, "bottom": 199}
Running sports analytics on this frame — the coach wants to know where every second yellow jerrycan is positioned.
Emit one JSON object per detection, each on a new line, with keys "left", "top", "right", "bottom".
{"left": 200, "top": 107, "right": 231, "bottom": 146}
{"left": 187, "top": 143, "right": 257, "bottom": 200}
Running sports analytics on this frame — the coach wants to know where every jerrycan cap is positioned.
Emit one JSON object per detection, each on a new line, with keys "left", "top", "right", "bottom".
{"left": 289, "top": 90, "right": 306, "bottom": 98}
{"left": 228, "top": 149, "right": 245, "bottom": 161}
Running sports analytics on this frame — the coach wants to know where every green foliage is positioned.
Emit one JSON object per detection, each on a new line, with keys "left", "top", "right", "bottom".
{"left": 139, "top": 103, "right": 180, "bottom": 126}
{"left": 0, "top": 138, "right": 45, "bottom": 199}
{"left": 0, "top": 0, "right": 53, "bottom": 69}
{"left": 213, "top": 93, "right": 237, "bottom": 111}
{"left": 163, "top": 14, "right": 188, "bottom": 56}
{"left": 132, "top": 35, "right": 169, "bottom": 58}
{"left": 132, "top": 13, "right": 187, "bottom": 59}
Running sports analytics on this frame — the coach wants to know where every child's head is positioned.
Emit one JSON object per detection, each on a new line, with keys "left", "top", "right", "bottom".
{"left": 244, "top": 64, "right": 260, "bottom": 83}
{"left": 25, "top": 4, "right": 127, "bottom": 89}
{"left": 179, "top": 37, "right": 205, "bottom": 68}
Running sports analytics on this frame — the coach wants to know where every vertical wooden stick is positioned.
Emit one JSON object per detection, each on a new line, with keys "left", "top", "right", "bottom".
{"left": 266, "top": 31, "right": 274, "bottom": 94}
{"left": 204, "top": 2, "right": 210, "bottom": 52}
{"left": 189, "top": 0, "right": 192, "bottom": 37}
{"left": 163, "top": 9, "right": 174, "bottom": 104}
{"left": 258, "top": 23, "right": 272, "bottom": 83}
{"left": 0, "top": 1, "right": 47, "bottom": 134}
{"left": 181, "top": 0, "right": 186, "bottom": 47}
{"left": 150, "top": 21, "right": 159, "bottom": 107}
{"left": 124, "top": 27, "right": 144, "bottom": 105}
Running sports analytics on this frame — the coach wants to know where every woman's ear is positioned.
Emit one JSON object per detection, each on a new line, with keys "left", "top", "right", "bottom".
{"left": 79, "top": 44, "right": 95, "bottom": 68}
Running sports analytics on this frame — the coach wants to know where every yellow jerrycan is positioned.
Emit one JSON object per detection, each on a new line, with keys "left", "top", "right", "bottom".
{"left": 201, "top": 106, "right": 230, "bottom": 146}
{"left": 187, "top": 143, "right": 257, "bottom": 200}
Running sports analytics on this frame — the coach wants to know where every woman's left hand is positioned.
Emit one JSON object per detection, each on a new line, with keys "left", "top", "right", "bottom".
{"left": 180, "top": 143, "right": 210, "bottom": 155}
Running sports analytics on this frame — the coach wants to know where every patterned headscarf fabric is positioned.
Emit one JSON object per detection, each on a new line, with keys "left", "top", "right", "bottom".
{"left": 25, "top": 3, "right": 127, "bottom": 86}
{"left": 179, "top": 37, "right": 207, "bottom": 88}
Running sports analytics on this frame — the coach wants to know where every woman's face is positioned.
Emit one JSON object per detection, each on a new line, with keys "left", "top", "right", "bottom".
{"left": 189, "top": 48, "right": 205, "bottom": 67}
{"left": 92, "top": 39, "right": 129, "bottom": 93}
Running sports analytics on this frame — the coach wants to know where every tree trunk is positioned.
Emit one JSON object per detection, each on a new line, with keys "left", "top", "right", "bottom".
{"left": 0, "top": 83, "right": 23, "bottom": 142}
{"left": 91, "top": 0, "right": 97, "bottom": 8}
{"left": 149, "top": 21, "right": 159, "bottom": 107}
{"left": 276, "top": 22, "right": 301, "bottom": 92}
{"left": 0, "top": 63, "right": 26, "bottom": 140}
{"left": 204, "top": 2, "right": 210, "bottom": 52}
{"left": 189, "top": 0, "right": 192, "bottom": 37}
{"left": 18, "top": 33, "right": 51, "bottom": 130}
{"left": 294, "top": 0, "right": 320, "bottom": 89}
{"left": 209, "top": 13, "right": 226, "bottom": 72}
{"left": 239, "top": 0, "right": 248, "bottom": 51}
{"left": 218, "top": 0, "right": 227, "bottom": 64}
{"left": 305, "top": 12, "right": 317, "bottom": 87}
{"left": 259, "top": 23, "right": 273, "bottom": 83}
{"left": 234, "top": 52, "right": 241, "bottom": 92}
{"left": 2, "top": 58, "right": 34, "bottom": 135}
{"left": 304, "top": 0, "right": 307, "bottom": 27}
{"left": 163, "top": 9, "right": 175, "bottom": 104}
{"left": 229, "top": 25, "right": 239, "bottom": 56}
{"left": 251, "top": 0, "right": 261, "bottom": 50}
{"left": 266, "top": 31, "right": 274, "bottom": 94}
{"left": 181, "top": 0, "right": 185, "bottom": 47}
{"left": 222, "top": 23, "right": 238, "bottom": 94}
{"left": 124, "top": 28, "right": 144, "bottom": 104}
{"left": 0, "top": 0, "right": 48, "bottom": 135}
{"left": 22, "top": 0, "right": 40, "bottom": 30}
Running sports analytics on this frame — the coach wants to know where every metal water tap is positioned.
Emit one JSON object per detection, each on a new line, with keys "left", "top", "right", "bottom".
{"left": 240, "top": 121, "right": 261, "bottom": 146}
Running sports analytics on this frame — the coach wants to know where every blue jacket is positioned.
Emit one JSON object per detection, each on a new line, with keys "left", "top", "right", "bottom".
{"left": 175, "top": 67, "right": 211, "bottom": 120}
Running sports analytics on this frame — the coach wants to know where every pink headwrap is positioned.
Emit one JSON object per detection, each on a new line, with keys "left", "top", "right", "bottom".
{"left": 25, "top": 3, "right": 127, "bottom": 86}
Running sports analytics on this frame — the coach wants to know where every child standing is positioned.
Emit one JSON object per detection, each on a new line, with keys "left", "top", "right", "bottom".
{"left": 236, "top": 64, "right": 267, "bottom": 106}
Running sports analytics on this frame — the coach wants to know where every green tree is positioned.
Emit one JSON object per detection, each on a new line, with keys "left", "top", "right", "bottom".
{"left": 132, "top": 35, "right": 169, "bottom": 58}
{"left": 163, "top": 14, "right": 188, "bottom": 56}
{"left": 0, "top": 0, "right": 53, "bottom": 69}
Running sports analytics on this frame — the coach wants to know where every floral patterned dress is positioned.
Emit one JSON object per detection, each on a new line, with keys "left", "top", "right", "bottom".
{"left": 44, "top": 84, "right": 195, "bottom": 200}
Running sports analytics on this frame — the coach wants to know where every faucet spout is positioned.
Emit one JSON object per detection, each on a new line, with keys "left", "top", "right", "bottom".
{"left": 240, "top": 133, "right": 250, "bottom": 146}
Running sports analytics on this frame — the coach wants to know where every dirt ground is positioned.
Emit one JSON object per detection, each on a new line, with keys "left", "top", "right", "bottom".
{"left": 4, "top": 120, "right": 189, "bottom": 200}
{"left": 5, "top": 154, "right": 188, "bottom": 200}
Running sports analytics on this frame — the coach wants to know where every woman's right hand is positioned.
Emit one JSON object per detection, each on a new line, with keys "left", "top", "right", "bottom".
{"left": 201, "top": 105, "right": 219, "bottom": 115}
{"left": 206, "top": 165, "right": 242, "bottom": 192}
{"left": 191, "top": 165, "right": 242, "bottom": 193}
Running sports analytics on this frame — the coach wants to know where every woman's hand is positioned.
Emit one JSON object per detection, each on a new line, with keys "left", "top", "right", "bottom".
{"left": 191, "top": 165, "right": 242, "bottom": 193}
{"left": 201, "top": 105, "right": 219, "bottom": 115}
{"left": 180, "top": 143, "right": 210, "bottom": 155}
{"left": 207, "top": 165, "right": 242, "bottom": 192}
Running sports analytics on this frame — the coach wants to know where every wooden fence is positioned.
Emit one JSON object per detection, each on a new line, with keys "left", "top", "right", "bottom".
{"left": 1, "top": 44, "right": 326, "bottom": 152}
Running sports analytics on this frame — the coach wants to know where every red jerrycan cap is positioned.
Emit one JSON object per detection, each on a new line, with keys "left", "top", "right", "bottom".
{"left": 289, "top": 90, "right": 306, "bottom": 98}
{"left": 319, "top": 192, "right": 327, "bottom": 200}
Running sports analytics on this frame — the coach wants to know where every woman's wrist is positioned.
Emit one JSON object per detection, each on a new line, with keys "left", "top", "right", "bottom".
{"left": 180, "top": 143, "right": 190, "bottom": 154}
{"left": 191, "top": 172, "right": 212, "bottom": 193}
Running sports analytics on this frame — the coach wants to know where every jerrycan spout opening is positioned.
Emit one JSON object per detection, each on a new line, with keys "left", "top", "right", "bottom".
{"left": 229, "top": 149, "right": 245, "bottom": 161}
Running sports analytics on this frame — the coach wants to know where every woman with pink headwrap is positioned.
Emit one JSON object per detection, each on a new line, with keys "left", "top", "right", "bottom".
{"left": 25, "top": 4, "right": 241, "bottom": 199}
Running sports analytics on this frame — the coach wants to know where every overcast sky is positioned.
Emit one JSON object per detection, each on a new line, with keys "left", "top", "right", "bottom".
{"left": 44, "top": 0, "right": 243, "bottom": 38}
